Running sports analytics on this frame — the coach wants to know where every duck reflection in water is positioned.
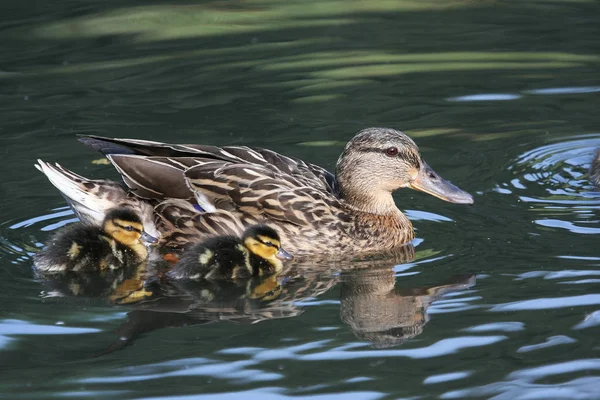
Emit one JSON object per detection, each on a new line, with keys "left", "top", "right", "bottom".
{"left": 84, "top": 243, "right": 472, "bottom": 354}
{"left": 339, "top": 267, "right": 475, "bottom": 348}
{"left": 35, "top": 241, "right": 475, "bottom": 354}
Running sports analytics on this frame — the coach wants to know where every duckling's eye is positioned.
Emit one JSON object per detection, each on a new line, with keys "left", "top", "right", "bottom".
{"left": 385, "top": 147, "right": 399, "bottom": 157}
{"left": 123, "top": 225, "right": 135, "bottom": 232}
{"left": 263, "top": 241, "right": 278, "bottom": 249}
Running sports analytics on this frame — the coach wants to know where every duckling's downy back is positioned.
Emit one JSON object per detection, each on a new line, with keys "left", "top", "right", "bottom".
{"left": 34, "top": 223, "right": 147, "bottom": 274}
{"left": 167, "top": 235, "right": 254, "bottom": 281}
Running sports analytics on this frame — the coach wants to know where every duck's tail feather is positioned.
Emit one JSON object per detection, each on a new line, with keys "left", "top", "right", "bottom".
{"left": 78, "top": 134, "right": 169, "bottom": 156}
{"left": 78, "top": 135, "right": 197, "bottom": 157}
{"left": 35, "top": 159, "right": 131, "bottom": 227}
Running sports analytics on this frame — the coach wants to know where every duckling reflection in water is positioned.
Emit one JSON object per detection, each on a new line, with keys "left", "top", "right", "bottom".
{"left": 167, "top": 225, "right": 293, "bottom": 281}
{"left": 34, "top": 208, "right": 157, "bottom": 273}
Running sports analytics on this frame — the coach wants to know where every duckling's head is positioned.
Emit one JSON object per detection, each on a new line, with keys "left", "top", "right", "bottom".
{"left": 102, "top": 208, "right": 156, "bottom": 246}
{"left": 336, "top": 128, "right": 473, "bottom": 213}
{"left": 242, "top": 225, "right": 293, "bottom": 271}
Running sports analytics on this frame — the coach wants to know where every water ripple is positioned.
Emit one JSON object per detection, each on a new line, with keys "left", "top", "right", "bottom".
{"left": 517, "top": 335, "right": 577, "bottom": 353}
{"left": 223, "top": 336, "right": 507, "bottom": 361}
{"left": 140, "top": 388, "right": 385, "bottom": 400}
{"left": 79, "top": 358, "right": 283, "bottom": 384}
{"left": 573, "top": 310, "right": 600, "bottom": 330}
{"left": 463, "top": 322, "right": 525, "bottom": 333}
{"left": 442, "top": 376, "right": 600, "bottom": 400}
{"left": 496, "top": 135, "right": 600, "bottom": 243}
{"left": 492, "top": 294, "right": 600, "bottom": 311}
{"left": 423, "top": 371, "right": 472, "bottom": 385}
{"left": 508, "top": 135, "right": 600, "bottom": 194}
{"left": 0, "top": 319, "right": 100, "bottom": 349}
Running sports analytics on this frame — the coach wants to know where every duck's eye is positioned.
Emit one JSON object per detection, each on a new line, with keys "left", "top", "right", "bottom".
{"left": 262, "top": 241, "right": 278, "bottom": 249}
{"left": 385, "top": 147, "right": 399, "bottom": 157}
{"left": 123, "top": 225, "right": 135, "bottom": 232}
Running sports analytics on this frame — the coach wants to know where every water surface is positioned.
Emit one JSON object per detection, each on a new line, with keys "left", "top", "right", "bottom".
{"left": 1, "top": 0, "right": 600, "bottom": 398}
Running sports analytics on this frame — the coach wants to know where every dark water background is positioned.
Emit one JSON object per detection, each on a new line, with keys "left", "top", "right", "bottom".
{"left": 1, "top": 0, "right": 600, "bottom": 398}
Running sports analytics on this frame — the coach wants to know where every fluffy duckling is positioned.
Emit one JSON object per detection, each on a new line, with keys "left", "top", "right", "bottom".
{"left": 167, "top": 225, "right": 293, "bottom": 281}
{"left": 34, "top": 208, "right": 156, "bottom": 273}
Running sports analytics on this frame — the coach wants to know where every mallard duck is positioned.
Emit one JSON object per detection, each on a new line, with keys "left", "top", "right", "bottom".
{"left": 39, "top": 127, "right": 472, "bottom": 255}
{"left": 167, "top": 224, "right": 292, "bottom": 281}
{"left": 591, "top": 149, "right": 600, "bottom": 187}
{"left": 34, "top": 207, "right": 156, "bottom": 273}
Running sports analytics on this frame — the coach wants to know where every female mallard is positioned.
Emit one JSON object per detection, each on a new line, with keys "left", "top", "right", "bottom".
{"left": 167, "top": 224, "right": 293, "bottom": 281}
{"left": 39, "top": 127, "right": 472, "bottom": 255}
{"left": 34, "top": 207, "right": 156, "bottom": 273}
{"left": 591, "top": 149, "right": 600, "bottom": 187}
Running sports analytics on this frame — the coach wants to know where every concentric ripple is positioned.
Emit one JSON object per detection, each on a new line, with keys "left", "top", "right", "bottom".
{"left": 498, "top": 135, "right": 600, "bottom": 235}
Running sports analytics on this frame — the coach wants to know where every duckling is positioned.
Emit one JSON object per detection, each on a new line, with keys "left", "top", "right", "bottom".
{"left": 167, "top": 225, "right": 293, "bottom": 281}
{"left": 34, "top": 208, "right": 157, "bottom": 274}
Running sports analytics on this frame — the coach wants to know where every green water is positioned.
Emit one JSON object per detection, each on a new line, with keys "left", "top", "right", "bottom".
{"left": 1, "top": 0, "right": 600, "bottom": 398}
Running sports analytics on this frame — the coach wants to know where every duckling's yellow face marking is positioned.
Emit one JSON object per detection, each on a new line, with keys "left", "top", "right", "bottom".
{"left": 245, "top": 236, "right": 278, "bottom": 258}
{"left": 244, "top": 234, "right": 290, "bottom": 271}
{"left": 104, "top": 218, "right": 144, "bottom": 246}
{"left": 258, "top": 235, "right": 280, "bottom": 249}
{"left": 248, "top": 275, "right": 282, "bottom": 301}
{"left": 67, "top": 242, "right": 81, "bottom": 259}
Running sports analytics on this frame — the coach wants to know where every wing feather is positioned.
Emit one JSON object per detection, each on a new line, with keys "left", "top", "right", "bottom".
{"left": 81, "top": 135, "right": 339, "bottom": 197}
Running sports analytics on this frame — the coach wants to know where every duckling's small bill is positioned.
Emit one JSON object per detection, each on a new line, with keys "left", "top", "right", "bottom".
{"left": 141, "top": 231, "right": 158, "bottom": 245}
{"left": 276, "top": 247, "right": 294, "bottom": 261}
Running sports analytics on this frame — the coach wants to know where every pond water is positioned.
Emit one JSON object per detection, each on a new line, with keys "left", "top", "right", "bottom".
{"left": 1, "top": 0, "right": 600, "bottom": 398}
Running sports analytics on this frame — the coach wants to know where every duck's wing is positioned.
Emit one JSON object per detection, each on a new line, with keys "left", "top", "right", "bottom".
{"left": 153, "top": 199, "right": 246, "bottom": 248}
{"left": 184, "top": 161, "right": 348, "bottom": 233}
{"left": 79, "top": 135, "right": 339, "bottom": 198}
{"left": 35, "top": 160, "right": 160, "bottom": 238}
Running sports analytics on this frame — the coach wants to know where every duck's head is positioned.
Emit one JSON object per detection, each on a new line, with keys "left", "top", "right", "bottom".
{"left": 103, "top": 208, "right": 158, "bottom": 247}
{"left": 336, "top": 128, "right": 473, "bottom": 213}
{"left": 242, "top": 225, "right": 293, "bottom": 271}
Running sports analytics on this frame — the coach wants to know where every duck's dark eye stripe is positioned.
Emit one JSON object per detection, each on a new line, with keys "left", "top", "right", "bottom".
{"left": 356, "top": 147, "right": 387, "bottom": 153}
{"left": 258, "top": 240, "right": 278, "bottom": 248}
{"left": 356, "top": 147, "right": 419, "bottom": 167}
{"left": 114, "top": 223, "right": 142, "bottom": 233}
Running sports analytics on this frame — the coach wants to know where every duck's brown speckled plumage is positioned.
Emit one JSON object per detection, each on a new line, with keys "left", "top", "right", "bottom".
{"left": 591, "top": 149, "right": 600, "bottom": 188}
{"left": 37, "top": 128, "right": 473, "bottom": 255}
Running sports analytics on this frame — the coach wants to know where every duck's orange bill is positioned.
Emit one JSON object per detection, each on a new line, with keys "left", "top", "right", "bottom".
{"left": 408, "top": 161, "right": 474, "bottom": 204}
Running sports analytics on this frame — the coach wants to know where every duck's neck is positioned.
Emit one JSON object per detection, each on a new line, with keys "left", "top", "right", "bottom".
{"left": 339, "top": 185, "right": 415, "bottom": 249}
{"left": 340, "top": 187, "right": 402, "bottom": 216}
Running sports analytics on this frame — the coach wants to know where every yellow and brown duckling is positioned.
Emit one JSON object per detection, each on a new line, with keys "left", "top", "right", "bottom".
{"left": 34, "top": 208, "right": 157, "bottom": 274}
{"left": 167, "top": 225, "right": 293, "bottom": 281}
